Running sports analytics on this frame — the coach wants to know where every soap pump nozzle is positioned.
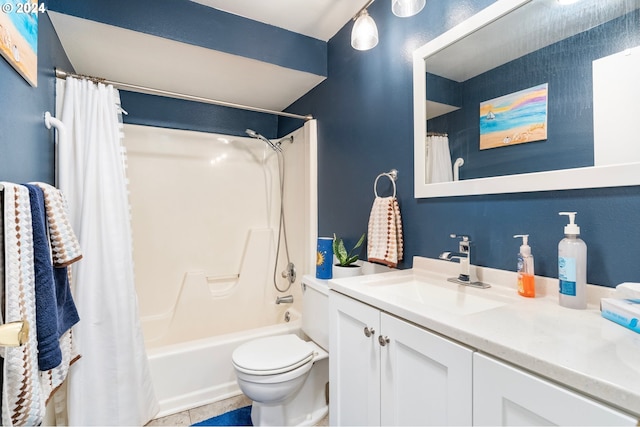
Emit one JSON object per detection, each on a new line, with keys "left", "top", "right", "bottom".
{"left": 559, "top": 211, "right": 580, "bottom": 235}
{"left": 513, "top": 234, "right": 531, "bottom": 256}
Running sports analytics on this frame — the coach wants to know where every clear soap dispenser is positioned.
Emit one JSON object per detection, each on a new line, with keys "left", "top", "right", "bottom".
{"left": 514, "top": 234, "right": 535, "bottom": 298}
{"left": 558, "top": 212, "right": 587, "bottom": 309}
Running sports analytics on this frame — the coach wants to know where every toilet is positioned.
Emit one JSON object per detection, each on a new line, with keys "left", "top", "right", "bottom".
{"left": 231, "top": 275, "right": 329, "bottom": 426}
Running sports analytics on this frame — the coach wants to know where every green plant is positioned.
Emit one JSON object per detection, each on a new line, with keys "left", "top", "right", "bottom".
{"left": 333, "top": 233, "right": 366, "bottom": 267}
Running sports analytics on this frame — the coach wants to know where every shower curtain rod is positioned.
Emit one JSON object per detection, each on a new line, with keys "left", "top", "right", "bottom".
{"left": 55, "top": 69, "right": 313, "bottom": 121}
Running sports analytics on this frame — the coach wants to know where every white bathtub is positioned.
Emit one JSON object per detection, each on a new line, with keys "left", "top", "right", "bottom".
{"left": 147, "top": 309, "right": 302, "bottom": 418}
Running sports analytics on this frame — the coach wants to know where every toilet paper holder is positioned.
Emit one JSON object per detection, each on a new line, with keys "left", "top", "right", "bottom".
{"left": 0, "top": 321, "right": 29, "bottom": 347}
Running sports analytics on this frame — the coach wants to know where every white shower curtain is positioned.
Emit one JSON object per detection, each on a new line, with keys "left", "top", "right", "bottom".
{"left": 425, "top": 135, "right": 453, "bottom": 183}
{"left": 58, "top": 77, "right": 159, "bottom": 425}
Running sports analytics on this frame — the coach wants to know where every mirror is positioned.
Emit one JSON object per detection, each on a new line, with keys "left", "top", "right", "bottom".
{"left": 413, "top": 0, "right": 640, "bottom": 198}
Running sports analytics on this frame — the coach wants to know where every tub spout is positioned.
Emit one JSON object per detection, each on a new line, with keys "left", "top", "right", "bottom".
{"left": 276, "top": 295, "right": 294, "bottom": 304}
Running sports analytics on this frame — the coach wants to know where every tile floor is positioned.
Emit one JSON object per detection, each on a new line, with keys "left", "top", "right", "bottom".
{"left": 146, "top": 394, "right": 329, "bottom": 426}
{"left": 146, "top": 394, "right": 252, "bottom": 426}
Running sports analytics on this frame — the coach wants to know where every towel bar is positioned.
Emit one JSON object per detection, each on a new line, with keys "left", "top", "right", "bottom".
{"left": 374, "top": 169, "right": 398, "bottom": 198}
{"left": 0, "top": 321, "right": 29, "bottom": 347}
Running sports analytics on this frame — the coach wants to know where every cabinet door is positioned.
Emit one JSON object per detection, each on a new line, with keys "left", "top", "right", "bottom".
{"left": 380, "top": 313, "right": 473, "bottom": 426}
{"left": 329, "top": 291, "right": 381, "bottom": 426}
{"left": 473, "top": 353, "right": 638, "bottom": 426}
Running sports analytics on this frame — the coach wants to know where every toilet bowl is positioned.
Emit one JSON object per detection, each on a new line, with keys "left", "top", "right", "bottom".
{"left": 231, "top": 276, "right": 330, "bottom": 426}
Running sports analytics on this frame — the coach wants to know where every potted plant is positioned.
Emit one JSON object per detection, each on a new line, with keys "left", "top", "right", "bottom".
{"left": 332, "top": 233, "right": 366, "bottom": 278}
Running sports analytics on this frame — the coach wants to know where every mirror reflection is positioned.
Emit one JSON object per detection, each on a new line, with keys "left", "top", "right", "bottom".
{"left": 421, "top": 0, "right": 640, "bottom": 185}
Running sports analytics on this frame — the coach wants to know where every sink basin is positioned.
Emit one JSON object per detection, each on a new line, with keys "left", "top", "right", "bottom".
{"left": 371, "top": 279, "right": 507, "bottom": 315}
{"left": 341, "top": 272, "right": 513, "bottom": 317}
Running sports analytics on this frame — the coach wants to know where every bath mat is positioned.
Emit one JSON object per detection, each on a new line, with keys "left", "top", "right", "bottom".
{"left": 192, "top": 406, "right": 252, "bottom": 426}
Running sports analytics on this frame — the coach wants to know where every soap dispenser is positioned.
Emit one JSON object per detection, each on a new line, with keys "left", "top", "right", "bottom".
{"left": 558, "top": 212, "right": 587, "bottom": 309}
{"left": 513, "top": 235, "right": 535, "bottom": 298}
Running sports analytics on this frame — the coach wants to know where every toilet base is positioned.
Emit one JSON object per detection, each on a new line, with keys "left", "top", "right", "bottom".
{"left": 251, "top": 401, "right": 328, "bottom": 427}
{"left": 250, "top": 345, "right": 328, "bottom": 426}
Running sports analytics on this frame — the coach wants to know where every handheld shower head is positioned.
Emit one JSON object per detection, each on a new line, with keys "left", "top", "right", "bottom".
{"left": 245, "top": 129, "right": 282, "bottom": 152}
{"left": 245, "top": 129, "right": 259, "bottom": 138}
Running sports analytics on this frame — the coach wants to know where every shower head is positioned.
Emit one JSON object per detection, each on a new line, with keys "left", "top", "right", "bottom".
{"left": 245, "top": 129, "right": 282, "bottom": 152}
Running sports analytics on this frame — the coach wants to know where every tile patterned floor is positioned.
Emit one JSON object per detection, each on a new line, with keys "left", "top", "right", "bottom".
{"left": 146, "top": 394, "right": 329, "bottom": 426}
{"left": 146, "top": 394, "right": 252, "bottom": 426}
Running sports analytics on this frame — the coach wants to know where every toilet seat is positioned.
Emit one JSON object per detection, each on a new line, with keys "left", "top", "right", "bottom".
{"left": 232, "top": 334, "right": 314, "bottom": 376}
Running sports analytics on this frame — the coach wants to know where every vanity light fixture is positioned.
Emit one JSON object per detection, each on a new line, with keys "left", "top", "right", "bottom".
{"left": 351, "top": 0, "right": 425, "bottom": 51}
{"left": 391, "top": 0, "right": 426, "bottom": 17}
{"left": 351, "top": 0, "right": 378, "bottom": 51}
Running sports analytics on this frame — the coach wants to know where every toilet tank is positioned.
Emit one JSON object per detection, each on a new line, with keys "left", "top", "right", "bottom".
{"left": 301, "top": 275, "right": 329, "bottom": 350}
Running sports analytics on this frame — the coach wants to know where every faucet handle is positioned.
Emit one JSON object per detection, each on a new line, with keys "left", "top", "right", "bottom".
{"left": 449, "top": 234, "right": 470, "bottom": 242}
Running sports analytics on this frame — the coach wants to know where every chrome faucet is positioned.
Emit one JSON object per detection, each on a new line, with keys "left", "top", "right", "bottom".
{"left": 276, "top": 295, "right": 294, "bottom": 304}
{"left": 439, "top": 234, "right": 490, "bottom": 289}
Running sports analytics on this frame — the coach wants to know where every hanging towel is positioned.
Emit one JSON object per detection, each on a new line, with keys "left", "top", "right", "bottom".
{"left": 29, "top": 183, "right": 82, "bottom": 403}
{"left": 39, "top": 327, "right": 80, "bottom": 408}
{"left": 24, "top": 184, "right": 81, "bottom": 372}
{"left": 33, "top": 182, "right": 82, "bottom": 267}
{"left": 1, "top": 182, "right": 46, "bottom": 426}
{"left": 25, "top": 184, "right": 62, "bottom": 371}
{"left": 31, "top": 182, "right": 81, "bottom": 338}
{"left": 367, "top": 196, "right": 404, "bottom": 268}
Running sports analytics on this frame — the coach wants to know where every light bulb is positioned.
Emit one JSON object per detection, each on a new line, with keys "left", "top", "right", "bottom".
{"left": 392, "top": 0, "right": 426, "bottom": 17}
{"left": 351, "top": 10, "right": 379, "bottom": 51}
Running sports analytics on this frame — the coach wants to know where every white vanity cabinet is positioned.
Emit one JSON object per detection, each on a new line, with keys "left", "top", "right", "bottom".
{"left": 329, "top": 290, "right": 474, "bottom": 426}
{"left": 473, "top": 353, "right": 637, "bottom": 426}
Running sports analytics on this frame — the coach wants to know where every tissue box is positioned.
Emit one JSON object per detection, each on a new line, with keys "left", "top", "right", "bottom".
{"left": 600, "top": 298, "right": 640, "bottom": 334}
{"left": 614, "top": 282, "right": 640, "bottom": 300}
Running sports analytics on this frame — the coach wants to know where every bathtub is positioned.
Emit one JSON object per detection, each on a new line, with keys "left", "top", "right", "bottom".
{"left": 147, "top": 308, "right": 302, "bottom": 418}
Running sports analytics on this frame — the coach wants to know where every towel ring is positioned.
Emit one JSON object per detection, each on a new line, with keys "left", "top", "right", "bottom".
{"left": 374, "top": 169, "right": 398, "bottom": 198}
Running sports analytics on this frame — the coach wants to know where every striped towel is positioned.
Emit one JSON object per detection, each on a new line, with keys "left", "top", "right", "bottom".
{"left": 1, "top": 183, "right": 81, "bottom": 426}
{"left": 32, "top": 182, "right": 82, "bottom": 267}
{"left": 30, "top": 183, "right": 82, "bottom": 400}
{"left": 367, "top": 196, "right": 403, "bottom": 268}
{"left": 1, "top": 183, "right": 46, "bottom": 426}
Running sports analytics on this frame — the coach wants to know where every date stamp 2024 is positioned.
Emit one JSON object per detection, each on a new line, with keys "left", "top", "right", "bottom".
{"left": 1, "top": 2, "right": 46, "bottom": 14}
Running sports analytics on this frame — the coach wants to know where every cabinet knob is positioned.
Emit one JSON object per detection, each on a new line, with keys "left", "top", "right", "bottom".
{"left": 378, "top": 335, "right": 390, "bottom": 346}
{"left": 363, "top": 326, "right": 375, "bottom": 338}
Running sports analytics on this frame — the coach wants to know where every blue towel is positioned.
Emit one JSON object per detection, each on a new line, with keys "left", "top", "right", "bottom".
{"left": 25, "top": 184, "right": 80, "bottom": 371}
{"left": 26, "top": 184, "right": 61, "bottom": 370}
{"left": 53, "top": 266, "right": 80, "bottom": 337}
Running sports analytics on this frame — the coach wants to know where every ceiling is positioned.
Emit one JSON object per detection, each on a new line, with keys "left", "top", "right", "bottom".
{"left": 190, "top": 0, "right": 366, "bottom": 42}
{"left": 49, "top": 0, "right": 368, "bottom": 113}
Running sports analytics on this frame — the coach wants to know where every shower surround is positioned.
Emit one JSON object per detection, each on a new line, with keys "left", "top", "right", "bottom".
{"left": 123, "top": 122, "right": 317, "bottom": 417}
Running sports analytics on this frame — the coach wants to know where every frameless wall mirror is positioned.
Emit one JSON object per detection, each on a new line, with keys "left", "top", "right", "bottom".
{"left": 413, "top": 0, "right": 640, "bottom": 198}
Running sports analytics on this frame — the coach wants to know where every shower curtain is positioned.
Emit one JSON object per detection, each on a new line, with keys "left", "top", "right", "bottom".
{"left": 58, "top": 77, "right": 158, "bottom": 425}
{"left": 425, "top": 135, "right": 453, "bottom": 183}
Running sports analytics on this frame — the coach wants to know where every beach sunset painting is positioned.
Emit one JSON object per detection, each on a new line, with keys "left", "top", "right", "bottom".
{"left": 0, "top": 0, "right": 39, "bottom": 86}
{"left": 479, "top": 83, "right": 548, "bottom": 150}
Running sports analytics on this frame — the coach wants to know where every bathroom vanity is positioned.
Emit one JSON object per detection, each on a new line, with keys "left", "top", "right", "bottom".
{"left": 328, "top": 257, "right": 640, "bottom": 426}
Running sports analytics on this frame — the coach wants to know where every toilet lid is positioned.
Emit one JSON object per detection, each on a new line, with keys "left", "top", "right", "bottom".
{"left": 232, "top": 334, "right": 314, "bottom": 375}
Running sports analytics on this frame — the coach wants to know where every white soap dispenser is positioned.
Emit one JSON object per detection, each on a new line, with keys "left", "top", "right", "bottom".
{"left": 558, "top": 212, "right": 587, "bottom": 309}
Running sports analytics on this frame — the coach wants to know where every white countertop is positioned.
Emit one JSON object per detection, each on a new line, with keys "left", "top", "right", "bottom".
{"left": 327, "top": 256, "right": 640, "bottom": 419}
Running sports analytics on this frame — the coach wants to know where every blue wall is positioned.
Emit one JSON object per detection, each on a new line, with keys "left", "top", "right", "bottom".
{"left": 287, "top": 0, "right": 640, "bottom": 288}
{"left": 0, "top": 13, "right": 73, "bottom": 184}
{"left": 119, "top": 91, "right": 281, "bottom": 139}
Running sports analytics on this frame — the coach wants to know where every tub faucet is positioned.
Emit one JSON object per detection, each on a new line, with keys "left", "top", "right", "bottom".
{"left": 439, "top": 234, "right": 490, "bottom": 289}
{"left": 276, "top": 295, "right": 294, "bottom": 304}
